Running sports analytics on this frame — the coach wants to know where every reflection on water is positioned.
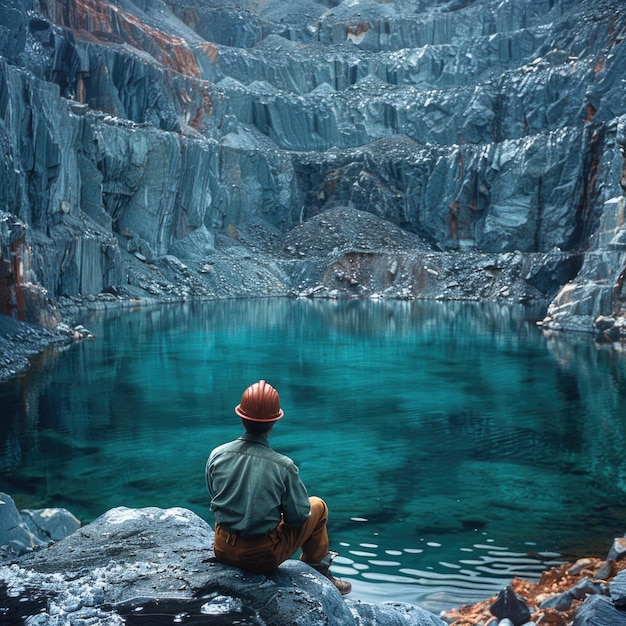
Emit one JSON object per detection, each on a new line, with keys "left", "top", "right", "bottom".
{"left": 1, "top": 298, "right": 626, "bottom": 613}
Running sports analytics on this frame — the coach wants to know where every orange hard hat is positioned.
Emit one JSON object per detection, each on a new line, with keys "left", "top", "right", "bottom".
{"left": 235, "top": 380, "right": 284, "bottom": 422}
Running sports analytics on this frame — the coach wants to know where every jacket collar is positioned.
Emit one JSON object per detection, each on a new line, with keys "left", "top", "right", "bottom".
{"left": 239, "top": 431, "right": 271, "bottom": 447}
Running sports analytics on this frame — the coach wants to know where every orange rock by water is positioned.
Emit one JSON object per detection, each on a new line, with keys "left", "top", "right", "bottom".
{"left": 442, "top": 557, "right": 626, "bottom": 625}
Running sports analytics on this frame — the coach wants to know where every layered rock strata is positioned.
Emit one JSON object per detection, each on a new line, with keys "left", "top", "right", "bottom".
{"left": 1, "top": 0, "right": 626, "bottom": 349}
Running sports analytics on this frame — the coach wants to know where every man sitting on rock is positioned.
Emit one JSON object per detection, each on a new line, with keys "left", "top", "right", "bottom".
{"left": 206, "top": 379, "right": 351, "bottom": 595}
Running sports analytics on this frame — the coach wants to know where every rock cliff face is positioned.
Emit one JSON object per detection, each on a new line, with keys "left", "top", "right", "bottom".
{"left": 1, "top": 0, "right": 626, "bottom": 337}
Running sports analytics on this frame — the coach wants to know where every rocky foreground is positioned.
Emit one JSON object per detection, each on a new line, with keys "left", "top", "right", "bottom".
{"left": 0, "top": 493, "right": 445, "bottom": 626}
{"left": 442, "top": 556, "right": 626, "bottom": 626}
{"left": 3, "top": 492, "right": 626, "bottom": 626}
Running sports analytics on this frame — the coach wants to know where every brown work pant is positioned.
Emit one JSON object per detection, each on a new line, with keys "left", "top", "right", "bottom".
{"left": 213, "top": 496, "right": 329, "bottom": 574}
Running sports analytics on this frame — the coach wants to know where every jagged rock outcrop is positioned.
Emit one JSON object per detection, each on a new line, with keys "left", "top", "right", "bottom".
{"left": 540, "top": 119, "right": 626, "bottom": 337}
{"left": 1, "top": 0, "right": 626, "bottom": 346}
{"left": 0, "top": 499, "right": 446, "bottom": 626}
{"left": 0, "top": 493, "right": 81, "bottom": 557}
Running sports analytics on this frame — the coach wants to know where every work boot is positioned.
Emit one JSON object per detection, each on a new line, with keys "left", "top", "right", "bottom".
{"left": 308, "top": 551, "right": 352, "bottom": 595}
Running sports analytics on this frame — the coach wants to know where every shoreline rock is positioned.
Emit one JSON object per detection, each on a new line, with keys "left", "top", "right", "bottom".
{"left": 442, "top": 554, "right": 626, "bottom": 625}
{"left": 2, "top": 492, "right": 626, "bottom": 626}
{"left": 0, "top": 494, "right": 446, "bottom": 626}
{"left": 0, "top": 315, "right": 74, "bottom": 382}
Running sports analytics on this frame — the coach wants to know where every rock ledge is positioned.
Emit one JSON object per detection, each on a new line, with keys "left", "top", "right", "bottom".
{"left": 0, "top": 496, "right": 445, "bottom": 626}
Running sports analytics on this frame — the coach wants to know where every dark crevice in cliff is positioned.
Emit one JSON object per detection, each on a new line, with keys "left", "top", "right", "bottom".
{"left": 569, "top": 124, "right": 605, "bottom": 252}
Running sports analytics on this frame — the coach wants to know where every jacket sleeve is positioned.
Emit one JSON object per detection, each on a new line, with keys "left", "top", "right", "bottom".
{"left": 206, "top": 458, "right": 214, "bottom": 497}
{"left": 281, "top": 464, "right": 311, "bottom": 527}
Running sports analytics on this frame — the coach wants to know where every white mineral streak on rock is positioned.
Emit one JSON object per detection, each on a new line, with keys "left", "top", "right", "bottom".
{"left": 105, "top": 508, "right": 145, "bottom": 525}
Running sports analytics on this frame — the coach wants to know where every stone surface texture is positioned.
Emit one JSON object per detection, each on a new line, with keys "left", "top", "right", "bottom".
{"left": 0, "top": 499, "right": 446, "bottom": 626}
{"left": 4, "top": 495, "right": 626, "bottom": 625}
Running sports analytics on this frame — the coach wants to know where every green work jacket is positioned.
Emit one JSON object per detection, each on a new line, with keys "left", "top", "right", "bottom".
{"left": 206, "top": 432, "right": 311, "bottom": 535}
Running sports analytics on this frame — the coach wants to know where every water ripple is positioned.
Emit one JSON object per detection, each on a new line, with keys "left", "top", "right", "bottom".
{"left": 336, "top": 536, "right": 565, "bottom": 612}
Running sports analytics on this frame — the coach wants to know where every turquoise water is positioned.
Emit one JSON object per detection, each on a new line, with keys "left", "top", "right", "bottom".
{"left": 2, "top": 298, "right": 626, "bottom": 613}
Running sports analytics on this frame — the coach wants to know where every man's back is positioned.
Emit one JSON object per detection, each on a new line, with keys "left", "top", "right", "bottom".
{"left": 207, "top": 432, "right": 310, "bottom": 535}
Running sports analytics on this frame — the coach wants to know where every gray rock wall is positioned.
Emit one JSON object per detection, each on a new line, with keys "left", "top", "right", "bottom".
{"left": 0, "top": 0, "right": 625, "bottom": 333}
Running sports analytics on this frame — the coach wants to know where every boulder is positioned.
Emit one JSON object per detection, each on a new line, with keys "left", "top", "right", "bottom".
{"left": 489, "top": 584, "right": 531, "bottom": 625}
{"left": 0, "top": 493, "right": 46, "bottom": 556}
{"left": 539, "top": 590, "right": 574, "bottom": 612}
{"left": 608, "top": 537, "right": 626, "bottom": 562}
{"left": 0, "top": 493, "right": 80, "bottom": 557}
{"left": 610, "top": 570, "right": 626, "bottom": 607}
{"left": 20, "top": 507, "right": 81, "bottom": 543}
{"left": 573, "top": 595, "right": 626, "bottom": 626}
{"left": 569, "top": 577, "right": 607, "bottom": 601}
{"left": 0, "top": 505, "right": 446, "bottom": 626}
